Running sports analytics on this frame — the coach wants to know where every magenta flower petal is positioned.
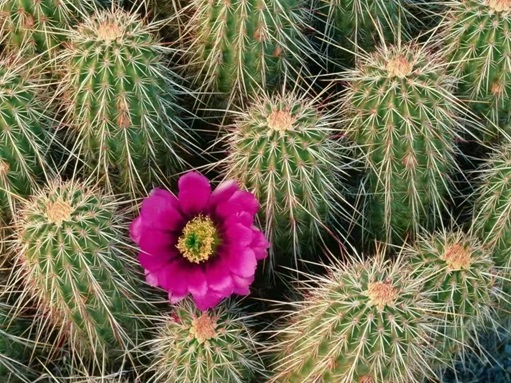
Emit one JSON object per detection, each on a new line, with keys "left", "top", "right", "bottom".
{"left": 231, "top": 273, "right": 253, "bottom": 295}
{"left": 206, "top": 259, "right": 235, "bottom": 295}
{"left": 192, "top": 290, "right": 224, "bottom": 311}
{"left": 251, "top": 229, "right": 270, "bottom": 260}
{"left": 129, "top": 217, "right": 143, "bottom": 244}
{"left": 178, "top": 172, "right": 212, "bottom": 215}
{"left": 224, "top": 223, "right": 254, "bottom": 248}
{"left": 208, "top": 180, "right": 238, "bottom": 210}
{"left": 131, "top": 172, "right": 269, "bottom": 311}
{"left": 140, "top": 188, "right": 185, "bottom": 232}
{"left": 168, "top": 290, "right": 187, "bottom": 304}
{"left": 215, "top": 190, "right": 259, "bottom": 219}
{"left": 226, "top": 247, "right": 257, "bottom": 278}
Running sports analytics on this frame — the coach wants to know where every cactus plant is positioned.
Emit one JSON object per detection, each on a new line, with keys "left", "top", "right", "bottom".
{"left": 317, "top": 0, "right": 413, "bottom": 63}
{"left": 439, "top": 0, "right": 511, "bottom": 133}
{"left": 0, "top": 0, "right": 93, "bottom": 59}
{"left": 143, "top": 299, "right": 265, "bottom": 383}
{"left": 179, "top": 0, "right": 316, "bottom": 105}
{"left": 0, "top": 53, "right": 52, "bottom": 223}
{"left": 221, "top": 91, "right": 355, "bottom": 269}
{"left": 268, "top": 252, "right": 442, "bottom": 383}
{"left": 58, "top": 7, "right": 191, "bottom": 199}
{"left": 341, "top": 42, "right": 466, "bottom": 246}
{"left": 406, "top": 230, "right": 501, "bottom": 369}
{"left": 9, "top": 178, "right": 152, "bottom": 371}
{"left": 473, "top": 141, "right": 511, "bottom": 270}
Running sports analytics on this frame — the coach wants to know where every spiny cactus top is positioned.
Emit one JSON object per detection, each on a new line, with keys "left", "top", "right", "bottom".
{"left": 180, "top": 0, "right": 315, "bottom": 104}
{"left": 440, "top": 0, "right": 511, "bottom": 128}
{"left": 473, "top": 141, "right": 511, "bottom": 269}
{"left": 269, "top": 254, "right": 441, "bottom": 383}
{"left": 144, "top": 299, "right": 265, "bottom": 383}
{"left": 0, "top": 0, "right": 92, "bottom": 57}
{"left": 222, "top": 91, "right": 353, "bottom": 268}
{"left": 11, "top": 179, "right": 149, "bottom": 364}
{"left": 130, "top": 171, "right": 269, "bottom": 311}
{"left": 58, "top": 7, "right": 190, "bottom": 199}
{"left": 0, "top": 54, "right": 51, "bottom": 222}
{"left": 407, "top": 230, "right": 500, "bottom": 362}
{"left": 341, "top": 42, "right": 463, "bottom": 245}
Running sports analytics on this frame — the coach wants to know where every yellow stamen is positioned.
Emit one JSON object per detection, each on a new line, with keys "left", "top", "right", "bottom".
{"left": 189, "top": 312, "right": 218, "bottom": 344}
{"left": 46, "top": 198, "right": 74, "bottom": 224}
{"left": 367, "top": 280, "right": 399, "bottom": 311}
{"left": 176, "top": 215, "right": 217, "bottom": 263}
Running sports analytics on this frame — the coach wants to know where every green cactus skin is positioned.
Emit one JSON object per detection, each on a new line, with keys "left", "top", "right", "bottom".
{"left": 0, "top": 54, "right": 51, "bottom": 223}
{"left": 473, "top": 142, "right": 511, "bottom": 270}
{"left": 341, "top": 42, "right": 464, "bottom": 246}
{"left": 0, "top": 0, "right": 92, "bottom": 58}
{"left": 268, "top": 254, "right": 442, "bottom": 383}
{"left": 222, "top": 91, "right": 354, "bottom": 269}
{"left": 407, "top": 230, "right": 501, "bottom": 369}
{"left": 180, "top": 0, "right": 315, "bottom": 105}
{"left": 10, "top": 179, "right": 151, "bottom": 370}
{"left": 143, "top": 299, "right": 265, "bottom": 383}
{"left": 318, "top": 0, "right": 413, "bottom": 63}
{"left": 439, "top": 0, "right": 511, "bottom": 131}
{"left": 58, "top": 7, "right": 190, "bottom": 199}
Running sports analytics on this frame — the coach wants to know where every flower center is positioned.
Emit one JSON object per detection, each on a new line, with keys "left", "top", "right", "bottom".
{"left": 46, "top": 198, "right": 74, "bottom": 224}
{"left": 177, "top": 215, "right": 218, "bottom": 264}
{"left": 443, "top": 243, "right": 471, "bottom": 271}
{"left": 366, "top": 280, "right": 398, "bottom": 311}
{"left": 486, "top": 0, "right": 511, "bottom": 12}
{"left": 189, "top": 312, "right": 218, "bottom": 344}
{"left": 387, "top": 55, "right": 413, "bottom": 78}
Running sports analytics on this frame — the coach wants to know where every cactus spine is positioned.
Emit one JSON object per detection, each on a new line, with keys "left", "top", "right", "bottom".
{"left": 439, "top": 0, "right": 511, "bottom": 131}
{"left": 268, "top": 253, "right": 441, "bottom": 383}
{"left": 144, "top": 299, "right": 265, "bottom": 383}
{"left": 0, "top": 0, "right": 91, "bottom": 58}
{"left": 180, "top": 0, "right": 315, "bottom": 104}
{"left": 222, "top": 91, "right": 353, "bottom": 268}
{"left": 406, "top": 230, "right": 500, "bottom": 366}
{"left": 58, "top": 7, "right": 190, "bottom": 199}
{"left": 0, "top": 54, "right": 51, "bottom": 222}
{"left": 341, "top": 42, "right": 464, "bottom": 245}
{"left": 10, "top": 179, "right": 150, "bottom": 370}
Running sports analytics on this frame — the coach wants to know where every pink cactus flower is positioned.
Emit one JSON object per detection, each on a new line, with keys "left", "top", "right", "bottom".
{"left": 130, "top": 171, "right": 269, "bottom": 310}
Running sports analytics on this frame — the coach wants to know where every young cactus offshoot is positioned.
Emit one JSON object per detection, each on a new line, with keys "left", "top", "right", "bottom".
{"left": 9, "top": 179, "right": 152, "bottom": 371}
{"left": 221, "top": 90, "right": 355, "bottom": 271}
{"left": 268, "top": 252, "right": 441, "bottom": 383}
{"left": 143, "top": 299, "right": 265, "bottom": 383}
{"left": 341, "top": 42, "right": 466, "bottom": 246}
{"left": 58, "top": 7, "right": 191, "bottom": 199}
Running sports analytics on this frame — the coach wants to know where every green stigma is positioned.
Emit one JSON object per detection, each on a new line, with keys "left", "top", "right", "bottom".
{"left": 177, "top": 215, "right": 218, "bottom": 264}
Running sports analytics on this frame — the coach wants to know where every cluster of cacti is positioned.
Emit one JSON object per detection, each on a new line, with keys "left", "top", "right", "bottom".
{"left": 0, "top": 0, "right": 509, "bottom": 381}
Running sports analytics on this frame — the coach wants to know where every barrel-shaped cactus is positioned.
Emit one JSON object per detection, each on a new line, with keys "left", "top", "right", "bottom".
{"left": 268, "top": 253, "right": 441, "bottom": 383}
{"left": 10, "top": 179, "right": 151, "bottom": 370}
{"left": 58, "top": 7, "right": 190, "bottom": 199}
{"left": 439, "top": 0, "right": 511, "bottom": 132}
{"left": 0, "top": 54, "right": 51, "bottom": 223}
{"left": 341, "top": 42, "right": 465, "bottom": 245}
{"left": 221, "top": 91, "right": 354, "bottom": 269}
{"left": 0, "top": 0, "right": 92, "bottom": 59}
{"left": 143, "top": 299, "right": 265, "bottom": 383}
{"left": 407, "top": 230, "right": 500, "bottom": 367}
{"left": 180, "top": 0, "right": 315, "bottom": 105}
